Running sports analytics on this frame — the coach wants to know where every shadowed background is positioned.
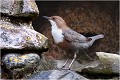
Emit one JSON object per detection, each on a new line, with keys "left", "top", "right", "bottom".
{"left": 33, "top": 1, "right": 119, "bottom": 61}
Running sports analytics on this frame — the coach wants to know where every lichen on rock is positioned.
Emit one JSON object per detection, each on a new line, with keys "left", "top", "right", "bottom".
{"left": 2, "top": 53, "right": 40, "bottom": 69}
{"left": 0, "top": 0, "right": 48, "bottom": 79}
{"left": 0, "top": 23, "right": 48, "bottom": 50}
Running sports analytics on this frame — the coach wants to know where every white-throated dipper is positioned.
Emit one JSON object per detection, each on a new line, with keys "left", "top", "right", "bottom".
{"left": 43, "top": 16, "right": 104, "bottom": 69}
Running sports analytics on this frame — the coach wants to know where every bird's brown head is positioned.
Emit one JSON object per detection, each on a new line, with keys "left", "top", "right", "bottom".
{"left": 43, "top": 16, "right": 68, "bottom": 29}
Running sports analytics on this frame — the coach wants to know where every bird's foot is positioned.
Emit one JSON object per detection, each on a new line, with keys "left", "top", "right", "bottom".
{"left": 61, "top": 67, "right": 71, "bottom": 70}
{"left": 60, "top": 65, "right": 66, "bottom": 69}
{"left": 57, "top": 66, "right": 73, "bottom": 71}
{"left": 58, "top": 67, "right": 70, "bottom": 70}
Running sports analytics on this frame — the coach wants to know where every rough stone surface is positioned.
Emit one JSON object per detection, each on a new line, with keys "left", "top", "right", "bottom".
{"left": 77, "top": 52, "right": 120, "bottom": 74}
{"left": 0, "top": 23, "right": 48, "bottom": 50}
{"left": 55, "top": 59, "right": 82, "bottom": 69}
{"left": 35, "top": 59, "right": 82, "bottom": 72}
{"left": 0, "top": 0, "right": 39, "bottom": 17}
{"left": 2, "top": 53, "right": 41, "bottom": 78}
{"left": 43, "top": 52, "right": 119, "bottom": 75}
{"left": 1, "top": 0, "right": 48, "bottom": 79}
{"left": 27, "top": 70, "right": 88, "bottom": 80}
{"left": 2, "top": 53, "right": 40, "bottom": 69}
{"left": 95, "top": 52, "right": 120, "bottom": 74}
{"left": 0, "top": 0, "right": 48, "bottom": 50}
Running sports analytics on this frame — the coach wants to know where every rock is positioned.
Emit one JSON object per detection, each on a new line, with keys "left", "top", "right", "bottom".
{"left": 0, "top": 0, "right": 48, "bottom": 79}
{"left": 36, "top": 59, "right": 56, "bottom": 71}
{"left": 27, "top": 70, "right": 88, "bottom": 80}
{"left": 71, "top": 60, "right": 101, "bottom": 72}
{"left": 0, "top": 0, "right": 48, "bottom": 50}
{"left": 76, "top": 52, "right": 120, "bottom": 74}
{"left": 2, "top": 53, "right": 40, "bottom": 78}
{"left": 0, "top": 0, "right": 39, "bottom": 17}
{"left": 35, "top": 59, "right": 82, "bottom": 72}
{"left": 55, "top": 59, "right": 82, "bottom": 69}
{"left": 2, "top": 53, "right": 40, "bottom": 69}
{"left": 35, "top": 58, "right": 99, "bottom": 73}
{"left": 95, "top": 52, "right": 120, "bottom": 74}
{"left": 0, "top": 24, "right": 48, "bottom": 50}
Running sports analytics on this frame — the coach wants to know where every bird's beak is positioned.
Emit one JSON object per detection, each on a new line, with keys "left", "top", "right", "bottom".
{"left": 43, "top": 16, "right": 51, "bottom": 20}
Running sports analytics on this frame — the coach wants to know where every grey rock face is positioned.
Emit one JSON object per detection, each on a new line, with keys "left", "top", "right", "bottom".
{"left": 51, "top": 52, "right": 119, "bottom": 75}
{"left": 0, "top": 24, "right": 48, "bottom": 50}
{"left": 95, "top": 52, "right": 120, "bottom": 74}
{"left": 0, "top": 0, "right": 39, "bottom": 17}
{"left": 27, "top": 70, "right": 88, "bottom": 80}
{"left": 0, "top": 0, "right": 48, "bottom": 79}
{"left": 0, "top": 0, "right": 48, "bottom": 50}
{"left": 74, "top": 52, "right": 120, "bottom": 74}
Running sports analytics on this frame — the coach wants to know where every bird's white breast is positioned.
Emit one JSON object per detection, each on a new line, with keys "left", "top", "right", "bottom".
{"left": 50, "top": 20, "right": 64, "bottom": 44}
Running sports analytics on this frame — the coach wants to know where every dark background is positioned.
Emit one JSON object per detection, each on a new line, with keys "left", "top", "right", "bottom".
{"left": 32, "top": 1, "right": 119, "bottom": 60}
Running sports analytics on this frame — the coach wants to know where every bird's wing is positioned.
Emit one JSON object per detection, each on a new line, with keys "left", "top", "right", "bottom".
{"left": 62, "top": 29, "right": 89, "bottom": 43}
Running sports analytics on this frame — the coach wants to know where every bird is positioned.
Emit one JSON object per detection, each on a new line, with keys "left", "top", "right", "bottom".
{"left": 43, "top": 16, "right": 104, "bottom": 69}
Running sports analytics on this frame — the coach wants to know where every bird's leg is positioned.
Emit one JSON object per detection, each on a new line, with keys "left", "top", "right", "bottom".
{"left": 61, "top": 58, "right": 69, "bottom": 69}
{"left": 68, "top": 52, "right": 78, "bottom": 69}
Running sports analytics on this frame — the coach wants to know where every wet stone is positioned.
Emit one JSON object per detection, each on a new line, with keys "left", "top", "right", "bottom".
{"left": 27, "top": 70, "right": 88, "bottom": 80}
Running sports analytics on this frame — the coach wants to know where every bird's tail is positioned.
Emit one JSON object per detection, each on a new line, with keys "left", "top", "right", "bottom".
{"left": 89, "top": 34, "right": 104, "bottom": 41}
{"left": 87, "top": 34, "right": 104, "bottom": 47}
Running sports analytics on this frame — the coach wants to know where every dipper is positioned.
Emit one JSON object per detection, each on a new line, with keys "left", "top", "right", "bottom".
{"left": 43, "top": 16, "right": 104, "bottom": 69}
